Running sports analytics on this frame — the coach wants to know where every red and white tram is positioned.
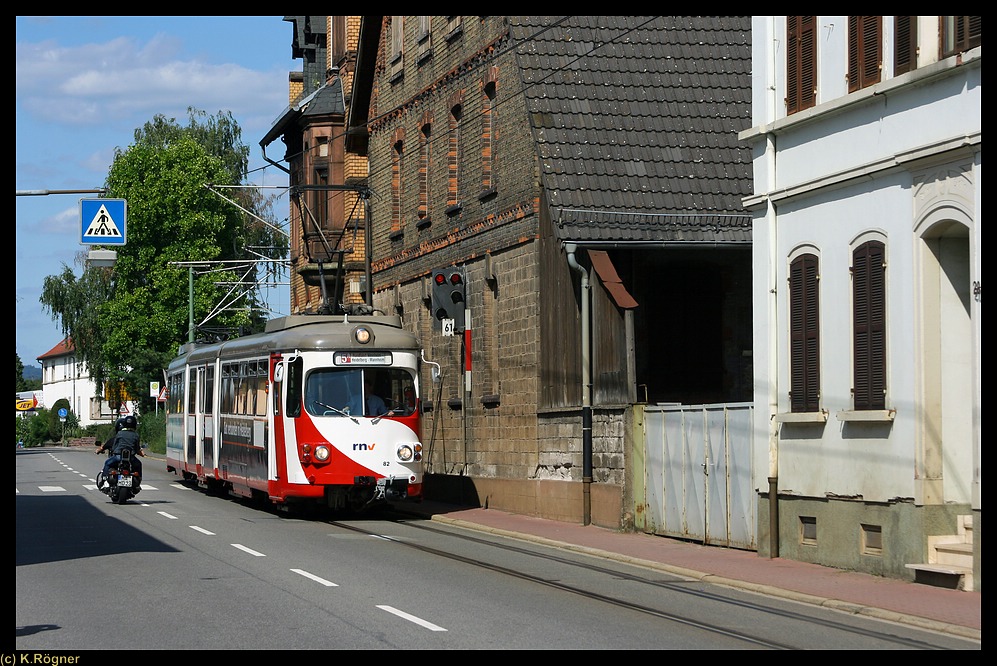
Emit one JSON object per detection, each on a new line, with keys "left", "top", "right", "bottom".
{"left": 165, "top": 313, "right": 426, "bottom": 512}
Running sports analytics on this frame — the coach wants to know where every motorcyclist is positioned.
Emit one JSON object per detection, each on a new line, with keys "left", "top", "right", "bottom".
{"left": 95, "top": 414, "right": 144, "bottom": 491}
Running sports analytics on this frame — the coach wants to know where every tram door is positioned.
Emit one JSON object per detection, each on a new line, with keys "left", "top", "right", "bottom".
{"left": 185, "top": 366, "right": 197, "bottom": 472}
{"left": 272, "top": 354, "right": 302, "bottom": 484}
{"left": 202, "top": 364, "right": 215, "bottom": 475}
{"left": 193, "top": 366, "right": 206, "bottom": 476}
{"left": 269, "top": 354, "right": 284, "bottom": 482}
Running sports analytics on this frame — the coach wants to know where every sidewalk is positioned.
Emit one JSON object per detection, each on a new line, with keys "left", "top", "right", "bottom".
{"left": 396, "top": 500, "right": 981, "bottom": 642}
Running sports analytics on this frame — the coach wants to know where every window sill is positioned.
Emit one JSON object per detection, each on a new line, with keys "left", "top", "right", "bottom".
{"left": 836, "top": 409, "right": 896, "bottom": 422}
{"left": 775, "top": 410, "right": 828, "bottom": 423}
{"left": 388, "top": 228, "right": 404, "bottom": 242}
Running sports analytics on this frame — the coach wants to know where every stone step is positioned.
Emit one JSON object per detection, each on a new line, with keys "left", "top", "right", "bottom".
{"left": 905, "top": 563, "right": 974, "bottom": 591}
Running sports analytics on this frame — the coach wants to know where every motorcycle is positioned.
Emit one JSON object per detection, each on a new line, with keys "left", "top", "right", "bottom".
{"left": 96, "top": 448, "right": 141, "bottom": 504}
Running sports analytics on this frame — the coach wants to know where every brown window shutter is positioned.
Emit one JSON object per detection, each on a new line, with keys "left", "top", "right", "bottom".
{"left": 790, "top": 254, "right": 820, "bottom": 412}
{"left": 848, "top": 16, "right": 882, "bottom": 93}
{"left": 942, "top": 16, "right": 982, "bottom": 57}
{"left": 956, "top": 16, "right": 983, "bottom": 50}
{"left": 853, "top": 241, "right": 886, "bottom": 410}
{"left": 894, "top": 16, "right": 917, "bottom": 75}
{"left": 787, "top": 17, "right": 817, "bottom": 114}
{"left": 968, "top": 16, "right": 982, "bottom": 49}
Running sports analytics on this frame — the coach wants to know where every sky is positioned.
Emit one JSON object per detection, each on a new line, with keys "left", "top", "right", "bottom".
{"left": 16, "top": 16, "right": 300, "bottom": 368}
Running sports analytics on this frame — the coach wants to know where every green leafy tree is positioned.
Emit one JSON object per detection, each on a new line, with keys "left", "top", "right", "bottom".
{"left": 15, "top": 415, "right": 31, "bottom": 447}
{"left": 47, "top": 398, "right": 73, "bottom": 443}
{"left": 26, "top": 409, "right": 52, "bottom": 446}
{"left": 15, "top": 353, "right": 26, "bottom": 392}
{"left": 40, "top": 108, "right": 287, "bottom": 415}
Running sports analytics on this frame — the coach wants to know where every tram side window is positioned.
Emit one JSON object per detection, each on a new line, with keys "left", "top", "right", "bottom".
{"left": 237, "top": 362, "right": 252, "bottom": 414}
{"left": 204, "top": 366, "right": 214, "bottom": 414}
{"left": 187, "top": 370, "right": 197, "bottom": 415}
{"left": 286, "top": 357, "right": 303, "bottom": 418}
{"left": 255, "top": 360, "right": 268, "bottom": 416}
{"left": 168, "top": 372, "right": 185, "bottom": 415}
{"left": 221, "top": 363, "right": 235, "bottom": 414}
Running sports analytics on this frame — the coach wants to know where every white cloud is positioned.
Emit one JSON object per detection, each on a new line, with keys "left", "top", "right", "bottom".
{"left": 16, "top": 34, "right": 286, "bottom": 128}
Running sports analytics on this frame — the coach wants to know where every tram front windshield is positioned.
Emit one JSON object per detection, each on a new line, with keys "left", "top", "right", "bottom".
{"left": 304, "top": 368, "right": 416, "bottom": 418}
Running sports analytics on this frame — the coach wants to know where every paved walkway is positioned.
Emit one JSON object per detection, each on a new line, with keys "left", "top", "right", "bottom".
{"left": 397, "top": 500, "right": 981, "bottom": 642}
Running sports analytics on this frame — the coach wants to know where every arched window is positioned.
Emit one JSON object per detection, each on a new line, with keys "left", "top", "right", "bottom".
{"left": 790, "top": 252, "right": 820, "bottom": 412}
{"left": 852, "top": 240, "right": 886, "bottom": 410}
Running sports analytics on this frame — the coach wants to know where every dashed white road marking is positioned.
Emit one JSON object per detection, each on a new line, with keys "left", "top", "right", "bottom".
{"left": 190, "top": 526, "right": 215, "bottom": 535}
{"left": 377, "top": 605, "right": 447, "bottom": 632}
{"left": 232, "top": 544, "right": 266, "bottom": 557}
{"left": 291, "top": 569, "right": 338, "bottom": 586}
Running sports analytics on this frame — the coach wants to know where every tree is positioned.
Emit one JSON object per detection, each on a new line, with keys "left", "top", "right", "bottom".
{"left": 47, "top": 398, "right": 74, "bottom": 443}
{"left": 15, "top": 414, "right": 32, "bottom": 447}
{"left": 16, "top": 352, "right": 26, "bottom": 393}
{"left": 40, "top": 108, "right": 287, "bottom": 415}
{"left": 28, "top": 409, "right": 52, "bottom": 445}
{"left": 15, "top": 353, "right": 41, "bottom": 393}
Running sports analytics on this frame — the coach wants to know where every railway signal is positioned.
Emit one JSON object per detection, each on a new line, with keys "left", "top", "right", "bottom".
{"left": 431, "top": 267, "right": 466, "bottom": 334}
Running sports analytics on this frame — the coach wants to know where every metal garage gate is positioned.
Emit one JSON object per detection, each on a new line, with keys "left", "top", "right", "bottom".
{"left": 640, "top": 403, "right": 755, "bottom": 550}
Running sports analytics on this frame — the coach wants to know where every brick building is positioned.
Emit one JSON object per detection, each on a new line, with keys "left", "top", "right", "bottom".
{"left": 266, "top": 17, "right": 754, "bottom": 529}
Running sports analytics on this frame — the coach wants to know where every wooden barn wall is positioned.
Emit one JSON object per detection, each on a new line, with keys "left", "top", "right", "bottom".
{"left": 591, "top": 268, "right": 632, "bottom": 406}
{"left": 539, "top": 214, "right": 581, "bottom": 409}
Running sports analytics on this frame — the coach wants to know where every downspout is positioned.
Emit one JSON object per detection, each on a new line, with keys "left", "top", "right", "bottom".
{"left": 363, "top": 190, "right": 373, "bottom": 307}
{"left": 765, "top": 16, "right": 780, "bottom": 559}
{"left": 260, "top": 143, "right": 291, "bottom": 175}
{"left": 565, "top": 243, "right": 592, "bottom": 526}
{"left": 766, "top": 132, "right": 779, "bottom": 558}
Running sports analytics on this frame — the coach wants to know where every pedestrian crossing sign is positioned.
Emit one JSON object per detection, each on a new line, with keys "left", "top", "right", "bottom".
{"left": 81, "top": 198, "right": 127, "bottom": 245}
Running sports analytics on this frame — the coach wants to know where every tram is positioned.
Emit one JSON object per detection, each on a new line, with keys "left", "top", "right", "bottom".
{"left": 165, "top": 310, "right": 428, "bottom": 512}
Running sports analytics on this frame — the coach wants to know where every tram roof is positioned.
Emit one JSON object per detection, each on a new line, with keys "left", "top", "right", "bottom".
{"left": 171, "top": 313, "right": 419, "bottom": 367}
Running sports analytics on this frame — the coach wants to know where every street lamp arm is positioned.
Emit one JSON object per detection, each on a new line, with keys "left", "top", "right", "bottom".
{"left": 16, "top": 189, "right": 108, "bottom": 196}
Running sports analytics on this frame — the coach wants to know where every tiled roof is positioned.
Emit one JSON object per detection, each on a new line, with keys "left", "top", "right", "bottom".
{"left": 261, "top": 77, "right": 345, "bottom": 148}
{"left": 510, "top": 16, "right": 753, "bottom": 244}
{"left": 37, "top": 337, "right": 74, "bottom": 361}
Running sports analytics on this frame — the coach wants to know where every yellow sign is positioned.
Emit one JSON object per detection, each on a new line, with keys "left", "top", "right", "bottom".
{"left": 16, "top": 399, "right": 35, "bottom": 411}
{"left": 105, "top": 382, "right": 131, "bottom": 401}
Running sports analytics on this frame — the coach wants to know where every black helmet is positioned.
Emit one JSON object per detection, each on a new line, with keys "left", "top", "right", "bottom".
{"left": 120, "top": 415, "right": 137, "bottom": 430}
{"left": 114, "top": 417, "right": 126, "bottom": 431}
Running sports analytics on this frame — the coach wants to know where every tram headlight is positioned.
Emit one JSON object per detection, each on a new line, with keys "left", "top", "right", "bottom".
{"left": 301, "top": 443, "right": 331, "bottom": 464}
{"left": 396, "top": 442, "right": 423, "bottom": 463}
{"left": 353, "top": 326, "right": 372, "bottom": 344}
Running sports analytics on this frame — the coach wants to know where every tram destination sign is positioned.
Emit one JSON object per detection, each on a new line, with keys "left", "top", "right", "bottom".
{"left": 334, "top": 352, "right": 393, "bottom": 366}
